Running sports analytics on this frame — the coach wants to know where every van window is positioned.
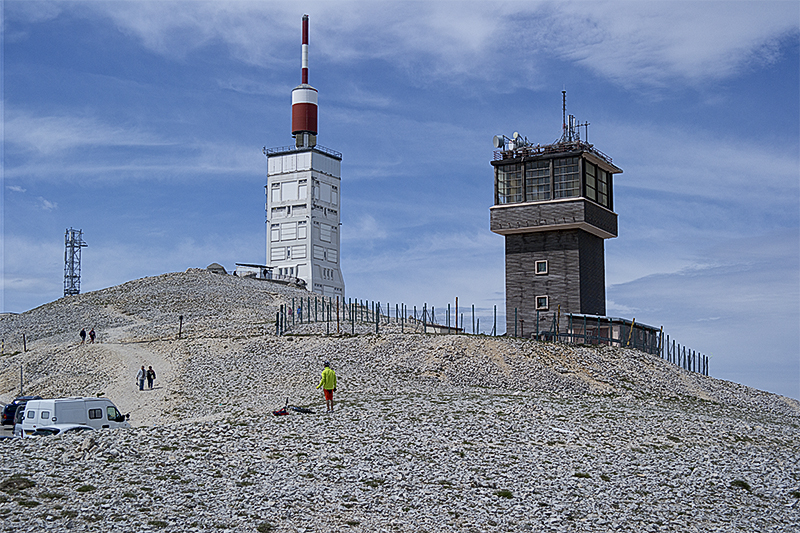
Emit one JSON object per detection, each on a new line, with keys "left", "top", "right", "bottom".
{"left": 41, "top": 411, "right": 50, "bottom": 420}
{"left": 107, "top": 406, "right": 120, "bottom": 421}
{"left": 26, "top": 411, "right": 35, "bottom": 419}
{"left": 88, "top": 409, "right": 103, "bottom": 420}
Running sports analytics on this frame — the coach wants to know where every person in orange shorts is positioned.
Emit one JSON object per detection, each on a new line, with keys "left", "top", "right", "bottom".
{"left": 316, "top": 361, "right": 337, "bottom": 412}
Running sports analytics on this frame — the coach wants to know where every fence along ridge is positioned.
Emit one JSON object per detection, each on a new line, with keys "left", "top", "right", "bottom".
{"left": 275, "top": 296, "right": 708, "bottom": 377}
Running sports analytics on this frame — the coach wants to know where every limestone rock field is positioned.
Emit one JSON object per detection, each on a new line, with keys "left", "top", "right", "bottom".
{"left": 0, "top": 270, "right": 798, "bottom": 532}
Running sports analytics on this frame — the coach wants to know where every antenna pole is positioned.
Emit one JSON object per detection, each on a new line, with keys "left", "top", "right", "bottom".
{"left": 301, "top": 14, "right": 309, "bottom": 84}
{"left": 562, "top": 90, "right": 567, "bottom": 141}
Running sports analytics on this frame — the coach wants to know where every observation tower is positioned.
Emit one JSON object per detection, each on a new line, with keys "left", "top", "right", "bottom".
{"left": 264, "top": 15, "right": 344, "bottom": 299}
{"left": 490, "top": 92, "right": 622, "bottom": 336}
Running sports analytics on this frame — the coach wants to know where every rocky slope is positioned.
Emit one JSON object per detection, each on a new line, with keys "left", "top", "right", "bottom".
{"left": 0, "top": 269, "right": 798, "bottom": 532}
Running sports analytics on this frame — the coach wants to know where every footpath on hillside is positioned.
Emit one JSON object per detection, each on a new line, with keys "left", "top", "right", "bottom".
{"left": 99, "top": 324, "right": 178, "bottom": 427}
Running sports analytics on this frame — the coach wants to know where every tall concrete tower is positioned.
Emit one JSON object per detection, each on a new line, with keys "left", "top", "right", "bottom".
{"left": 490, "top": 93, "right": 622, "bottom": 337}
{"left": 264, "top": 14, "right": 344, "bottom": 299}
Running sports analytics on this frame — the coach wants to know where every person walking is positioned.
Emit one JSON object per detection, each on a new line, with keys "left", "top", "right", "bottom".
{"left": 316, "top": 361, "right": 337, "bottom": 412}
{"left": 88, "top": 328, "right": 96, "bottom": 344}
{"left": 79, "top": 328, "right": 86, "bottom": 344}
{"left": 136, "top": 365, "right": 146, "bottom": 391}
{"left": 146, "top": 366, "right": 156, "bottom": 389}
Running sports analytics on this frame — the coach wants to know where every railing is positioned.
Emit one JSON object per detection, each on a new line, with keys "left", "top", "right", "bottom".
{"left": 263, "top": 144, "right": 343, "bottom": 159}
{"left": 493, "top": 140, "right": 613, "bottom": 164}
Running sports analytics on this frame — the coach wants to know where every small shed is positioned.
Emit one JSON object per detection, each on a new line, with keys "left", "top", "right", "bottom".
{"left": 206, "top": 263, "right": 227, "bottom": 275}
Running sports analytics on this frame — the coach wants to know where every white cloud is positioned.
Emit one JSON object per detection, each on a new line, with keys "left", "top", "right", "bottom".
{"left": 37, "top": 197, "right": 58, "bottom": 211}
{"left": 73, "top": 1, "right": 799, "bottom": 89}
{"left": 216, "top": 77, "right": 288, "bottom": 97}
{"left": 3, "top": 109, "right": 263, "bottom": 182}
{"left": 606, "top": 121, "right": 798, "bottom": 206}
{"left": 341, "top": 214, "right": 388, "bottom": 244}
{"left": 5, "top": 111, "right": 171, "bottom": 155}
{"left": 6, "top": 186, "right": 26, "bottom": 193}
{"left": 548, "top": 1, "right": 798, "bottom": 87}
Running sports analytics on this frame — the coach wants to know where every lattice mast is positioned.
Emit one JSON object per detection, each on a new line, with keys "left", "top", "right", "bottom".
{"left": 63, "top": 228, "right": 87, "bottom": 296}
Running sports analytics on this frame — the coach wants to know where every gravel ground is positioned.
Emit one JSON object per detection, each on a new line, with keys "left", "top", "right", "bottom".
{"left": 0, "top": 269, "right": 798, "bottom": 532}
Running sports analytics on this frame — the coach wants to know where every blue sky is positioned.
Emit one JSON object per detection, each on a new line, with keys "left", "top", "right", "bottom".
{"left": 2, "top": 1, "right": 798, "bottom": 399}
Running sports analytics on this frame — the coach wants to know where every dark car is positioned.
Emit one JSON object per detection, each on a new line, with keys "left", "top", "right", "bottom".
{"left": 1, "top": 396, "right": 42, "bottom": 426}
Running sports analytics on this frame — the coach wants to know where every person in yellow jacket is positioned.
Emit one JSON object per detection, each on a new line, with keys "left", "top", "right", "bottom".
{"left": 316, "top": 361, "right": 337, "bottom": 412}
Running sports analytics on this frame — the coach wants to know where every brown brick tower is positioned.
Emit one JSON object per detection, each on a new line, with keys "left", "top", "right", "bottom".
{"left": 490, "top": 93, "right": 622, "bottom": 337}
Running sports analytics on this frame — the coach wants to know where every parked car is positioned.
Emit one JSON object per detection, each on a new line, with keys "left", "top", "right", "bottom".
{"left": 20, "top": 397, "right": 130, "bottom": 436}
{"left": 30, "top": 424, "right": 95, "bottom": 437}
{"left": 2, "top": 396, "right": 42, "bottom": 426}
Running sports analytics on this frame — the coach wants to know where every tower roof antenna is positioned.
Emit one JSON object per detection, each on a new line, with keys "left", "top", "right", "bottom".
{"left": 291, "top": 14, "right": 318, "bottom": 148}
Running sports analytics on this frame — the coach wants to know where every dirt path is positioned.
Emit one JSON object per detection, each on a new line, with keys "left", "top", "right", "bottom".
{"left": 100, "top": 324, "right": 179, "bottom": 427}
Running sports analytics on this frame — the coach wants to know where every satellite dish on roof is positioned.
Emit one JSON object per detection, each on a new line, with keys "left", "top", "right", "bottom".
{"left": 492, "top": 135, "right": 505, "bottom": 149}
{"left": 513, "top": 132, "right": 520, "bottom": 140}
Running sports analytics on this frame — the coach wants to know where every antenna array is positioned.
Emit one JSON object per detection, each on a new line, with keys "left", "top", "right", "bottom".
{"left": 64, "top": 228, "right": 87, "bottom": 297}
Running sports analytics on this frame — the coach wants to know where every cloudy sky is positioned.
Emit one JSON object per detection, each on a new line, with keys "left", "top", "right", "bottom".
{"left": 2, "top": 1, "right": 798, "bottom": 399}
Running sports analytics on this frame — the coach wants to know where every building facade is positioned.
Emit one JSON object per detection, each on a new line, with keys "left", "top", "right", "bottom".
{"left": 266, "top": 146, "right": 344, "bottom": 298}
{"left": 490, "top": 105, "right": 622, "bottom": 337}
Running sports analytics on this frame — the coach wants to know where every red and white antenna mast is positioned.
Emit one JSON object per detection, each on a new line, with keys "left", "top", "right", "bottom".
{"left": 292, "top": 14, "right": 318, "bottom": 148}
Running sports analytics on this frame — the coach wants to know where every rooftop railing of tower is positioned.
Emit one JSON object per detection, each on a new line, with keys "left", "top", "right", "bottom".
{"left": 264, "top": 144, "right": 342, "bottom": 159}
{"left": 493, "top": 140, "right": 612, "bottom": 164}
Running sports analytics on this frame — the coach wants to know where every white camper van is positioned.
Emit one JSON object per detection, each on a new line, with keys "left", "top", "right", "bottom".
{"left": 19, "top": 397, "right": 130, "bottom": 436}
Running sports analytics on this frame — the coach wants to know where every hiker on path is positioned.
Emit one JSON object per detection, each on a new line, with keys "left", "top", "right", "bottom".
{"left": 88, "top": 328, "right": 96, "bottom": 344}
{"left": 146, "top": 366, "right": 156, "bottom": 389}
{"left": 316, "top": 361, "right": 337, "bottom": 412}
{"left": 79, "top": 329, "right": 86, "bottom": 344}
{"left": 136, "top": 365, "right": 146, "bottom": 391}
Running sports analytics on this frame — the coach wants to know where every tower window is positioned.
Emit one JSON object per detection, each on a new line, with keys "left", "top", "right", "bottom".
{"left": 536, "top": 296, "right": 549, "bottom": 310}
{"left": 535, "top": 260, "right": 548, "bottom": 275}
{"left": 597, "top": 169, "right": 610, "bottom": 208}
{"left": 525, "top": 160, "right": 550, "bottom": 201}
{"left": 497, "top": 164, "right": 523, "bottom": 204}
{"left": 554, "top": 157, "right": 580, "bottom": 199}
{"left": 585, "top": 162, "right": 597, "bottom": 202}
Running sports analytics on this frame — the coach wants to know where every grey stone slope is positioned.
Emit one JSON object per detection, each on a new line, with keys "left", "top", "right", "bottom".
{"left": 0, "top": 269, "right": 798, "bottom": 532}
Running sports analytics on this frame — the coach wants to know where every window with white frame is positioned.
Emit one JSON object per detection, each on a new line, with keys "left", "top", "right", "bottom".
{"left": 298, "top": 221, "right": 308, "bottom": 239}
{"left": 535, "top": 260, "right": 548, "bottom": 275}
{"left": 536, "top": 295, "right": 549, "bottom": 310}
